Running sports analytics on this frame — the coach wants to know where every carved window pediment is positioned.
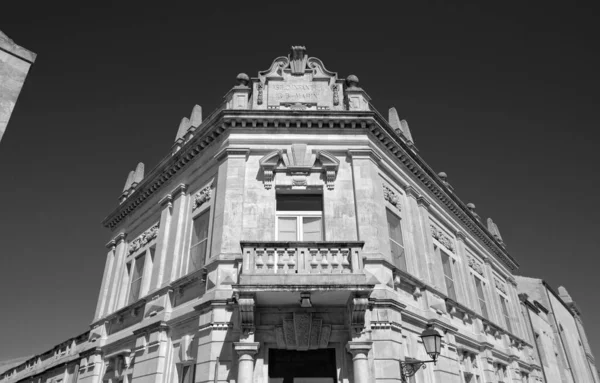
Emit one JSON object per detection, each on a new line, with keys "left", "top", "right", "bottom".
{"left": 259, "top": 144, "right": 339, "bottom": 190}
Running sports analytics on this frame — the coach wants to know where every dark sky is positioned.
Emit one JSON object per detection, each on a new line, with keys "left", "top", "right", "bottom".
{"left": 1, "top": 0, "right": 599, "bottom": 362}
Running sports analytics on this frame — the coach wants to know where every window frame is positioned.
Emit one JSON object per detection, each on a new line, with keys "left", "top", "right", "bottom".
{"left": 124, "top": 231, "right": 157, "bottom": 305}
{"left": 472, "top": 273, "right": 489, "bottom": 319}
{"left": 435, "top": 242, "right": 457, "bottom": 301}
{"left": 385, "top": 208, "right": 407, "bottom": 272}
{"left": 187, "top": 208, "right": 211, "bottom": 274}
{"left": 275, "top": 193, "right": 324, "bottom": 241}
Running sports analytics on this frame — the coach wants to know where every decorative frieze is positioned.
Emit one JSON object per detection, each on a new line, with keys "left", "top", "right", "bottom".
{"left": 468, "top": 256, "right": 484, "bottom": 276}
{"left": 193, "top": 181, "right": 213, "bottom": 210}
{"left": 383, "top": 184, "right": 401, "bottom": 209}
{"left": 256, "top": 82, "right": 264, "bottom": 105}
{"left": 430, "top": 224, "right": 455, "bottom": 253}
{"left": 332, "top": 84, "right": 340, "bottom": 106}
{"left": 128, "top": 222, "right": 159, "bottom": 254}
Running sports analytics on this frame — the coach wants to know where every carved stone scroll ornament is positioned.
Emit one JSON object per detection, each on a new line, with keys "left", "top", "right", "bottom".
{"left": 128, "top": 222, "right": 159, "bottom": 254}
{"left": 238, "top": 295, "right": 256, "bottom": 337}
{"left": 193, "top": 181, "right": 213, "bottom": 210}
{"left": 259, "top": 144, "right": 340, "bottom": 190}
{"left": 348, "top": 296, "right": 369, "bottom": 336}
{"left": 430, "top": 224, "right": 455, "bottom": 253}
{"left": 275, "top": 313, "right": 331, "bottom": 350}
{"left": 383, "top": 184, "right": 401, "bottom": 209}
{"left": 256, "top": 82, "right": 264, "bottom": 105}
{"left": 332, "top": 84, "right": 340, "bottom": 106}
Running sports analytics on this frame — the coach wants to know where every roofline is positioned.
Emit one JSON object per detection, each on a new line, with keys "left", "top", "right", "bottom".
{"left": 102, "top": 109, "right": 519, "bottom": 270}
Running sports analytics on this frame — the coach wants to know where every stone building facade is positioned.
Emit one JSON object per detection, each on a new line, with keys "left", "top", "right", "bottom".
{"left": 0, "top": 30, "right": 36, "bottom": 143}
{"left": 1, "top": 47, "right": 597, "bottom": 383}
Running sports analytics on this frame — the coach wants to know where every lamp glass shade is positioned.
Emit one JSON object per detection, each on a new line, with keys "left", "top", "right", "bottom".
{"left": 420, "top": 326, "right": 442, "bottom": 361}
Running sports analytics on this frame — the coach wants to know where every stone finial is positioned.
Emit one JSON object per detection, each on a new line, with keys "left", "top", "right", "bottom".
{"left": 190, "top": 105, "right": 202, "bottom": 127}
{"left": 122, "top": 170, "right": 135, "bottom": 193}
{"left": 290, "top": 46, "right": 308, "bottom": 75}
{"left": 400, "top": 119, "right": 413, "bottom": 143}
{"left": 487, "top": 217, "right": 504, "bottom": 245}
{"left": 175, "top": 117, "right": 191, "bottom": 142}
{"left": 346, "top": 75, "right": 359, "bottom": 88}
{"left": 467, "top": 203, "right": 481, "bottom": 221}
{"left": 132, "top": 162, "right": 145, "bottom": 185}
{"left": 438, "top": 172, "right": 447, "bottom": 181}
{"left": 388, "top": 107, "right": 402, "bottom": 131}
{"left": 558, "top": 286, "right": 573, "bottom": 304}
{"left": 236, "top": 73, "right": 250, "bottom": 87}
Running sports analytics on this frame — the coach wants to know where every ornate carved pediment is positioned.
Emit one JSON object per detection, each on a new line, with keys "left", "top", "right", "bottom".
{"left": 259, "top": 144, "right": 340, "bottom": 190}
{"left": 255, "top": 47, "right": 343, "bottom": 111}
{"left": 274, "top": 312, "right": 331, "bottom": 351}
{"left": 430, "top": 224, "right": 455, "bottom": 253}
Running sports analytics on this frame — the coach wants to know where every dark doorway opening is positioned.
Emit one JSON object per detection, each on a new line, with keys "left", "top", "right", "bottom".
{"left": 268, "top": 348, "right": 336, "bottom": 383}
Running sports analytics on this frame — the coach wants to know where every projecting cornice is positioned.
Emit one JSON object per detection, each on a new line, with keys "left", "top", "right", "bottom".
{"left": 101, "top": 109, "right": 518, "bottom": 271}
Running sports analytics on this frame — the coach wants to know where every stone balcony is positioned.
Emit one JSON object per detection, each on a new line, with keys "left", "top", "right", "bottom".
{"left": 237, "top": 241, "right": 372, "bottom": 301}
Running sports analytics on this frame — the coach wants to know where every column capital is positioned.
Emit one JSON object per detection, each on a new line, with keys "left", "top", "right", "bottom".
{"left": 214, "top": 147, "right": 250, "bottom": 161}
{"left": 106, "top": 232, "right": 127, "bottom": 248}
{"left": 234, "top": 342, "right": 260, "bottom": 356}
{"left": 170, "top": 183, "right": 187, "bottom": 198}
{"left": 347, "top": 148, "right": 382, "bottom": 163}
{"left": 404, "top": 185, "right": 419, "bottom": 199}
{"left": 346, "top": 341, "right": 373, "bottom": 355}
{"left": 416, "top": 196, "right": 431, "bottom": 209}
{"left": 455, "top": 231, "right": 466, "bottom": 242}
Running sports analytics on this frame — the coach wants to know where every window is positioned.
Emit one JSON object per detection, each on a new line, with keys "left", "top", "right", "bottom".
{"left": 276, "top": 194, "right": 323, "bottom": 241}
{"left": 189, "top": 210, "right": 210, "bottom": 272}
{"left": 473, "top": 276, "right": 488, "bottom": 319}
{"left": 180, "top": 365, "right": 195, "bottom": 383}
{"left": 128, "top": 255, "right": 145, "bottom": 304}
{"left": 440, "top": 248, "right": 457, "bottom": 300}
{"left": 386, "top": 209, "right": 406, "bottom": 271}
{"left": 500, "top": 296, "right": 512, "bottom": 333}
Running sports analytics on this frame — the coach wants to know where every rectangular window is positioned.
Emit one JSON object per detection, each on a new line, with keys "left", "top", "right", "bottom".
{"left": 128, "top": 255, "right": 145, "bottom": 304}
{"left": 189, "top": 210, "right": 210, "bottom": 273}
{"left": 474, "top": 276, "right": 488, "bottom": 319}
{"left": 500, "top": 296, "right": 512, "bottom": 333}
{"left": 276, "top": 194, "right": 323, "bottom": 241}
{"left": 180, "top": 365, "right": 194, "bottom": 383}
{"left": 386, "top": 209, "right": 406, "bottom": 271}
{"left": 440, "top": 250, "right": 457, "bottom": 301}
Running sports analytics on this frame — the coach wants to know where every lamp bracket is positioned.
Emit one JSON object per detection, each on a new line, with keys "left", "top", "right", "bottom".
{"left": 400, "top": 359, "right": 434, "bottom": 382}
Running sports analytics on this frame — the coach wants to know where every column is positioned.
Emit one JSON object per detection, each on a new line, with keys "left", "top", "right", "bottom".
{"left": 346, "top": 341, "right": 373, "bottom": 383}
{"left": 108, "top": 233, "right": 127, "bottom": 312}
{"left": 94, "top": 240, "right": 116, "bottom": 320}
{"left": 482, "top": 259, "right": 502, "bottom": 326}
{"left": 454, "top": 231, "right": 475, "bottom": 309}
{"left": 401, "top": 186, "right": 425, "bottom": 280}
{"left": 163, "top": 184, "right": 189, "bottom": 283}
{"left": 234, "top": 343, "right": 259, "bottom": 383}
{"left": 149, "top": 193, "right": 174, "bottom": 290}
{"left": 417, "top": 196, "right": 443, "bottom": 290}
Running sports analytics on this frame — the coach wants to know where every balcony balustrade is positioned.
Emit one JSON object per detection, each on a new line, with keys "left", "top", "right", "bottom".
{"left": 240, "top": 241, "right": 365, "bottom": 275}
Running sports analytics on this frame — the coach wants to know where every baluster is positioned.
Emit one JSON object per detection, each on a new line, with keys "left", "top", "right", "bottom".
{"left": 341, "top": 249, "right": 351, "bottom": 273}
{"left": 266, "top": 249, "right": 275, "bottom": 272}
{"left": 287, "top": 249, "right": 296, "bottom": 273}
{"left": 310, "top": 249, "right": 319, "bottom": 273}
{"left": 320, "top": 249, "right": 329, "bottom": 273}
{"left": 255, "top": 249, "right": 265, "bottom": 272}
{"left": 277, "top": 249, "right": 286, "bottom": 273}
{"left": 330, "top": 249, "right": 340, "bottom": 273}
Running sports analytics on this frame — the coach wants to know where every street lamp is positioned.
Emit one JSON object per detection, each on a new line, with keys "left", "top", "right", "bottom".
{"left": 400, "top": 325, "right": 443, "bottom": 382}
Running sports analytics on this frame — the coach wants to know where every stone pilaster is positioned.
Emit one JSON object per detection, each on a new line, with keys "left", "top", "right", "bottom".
{"left": 348, "top": 149, "right": 392, "bottom": 284}
{"left": 131, "top": 322, "right": 170, "bottom": 383}
{"left": 402, "top": 186, "right": 428, "bottom": 282}
{"left": 94, "top": 239, "right": 117, "bottom": 320}
{"left": 454, "top": 231, "right": 474, "bottom": 309}
{"left": 433, "top": 329, "right": 461, "bottom": 383}
{"left": 346, "top": 341, "right": 373, "bottom": 383}
{"left": 76, "top": 348, "right": 103, "bottom": 383}
{"left": 162, "top": 184, "right": 189, "bottom": 284}
{"left": 482, "top": 258, "right": 502, "bottom": 326}
{"left": 108, "top": 233, "right": 128, "bottom": 312}
{"left": 234, "top": 343, "right": 259, "bottom": 383}
{"left": 417, "top": 196, "right": 443, "bottom": 291}
{"left": 506, "top": 277, "right": 526, "bottom": 339}
{"left": 149, "top": 193, "right": 174, "bottom": 290}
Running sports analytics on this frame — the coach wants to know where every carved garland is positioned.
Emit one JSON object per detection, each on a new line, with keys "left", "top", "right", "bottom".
{"left": 257, "top": 83, "right": 264, "bottom": 105}
{"left": 468, "top": 256, "right": 484, "bottom": 276}
{"left": 495, "top": 278, "right": 507, "bottom": 294}
{"left": 332, "top": 84, "right": 340, "bottom": 106}
{"left": 193, "top": 181, "right": 213, "bottom": 210}
{"left": 383, "top": 184, "right": 401, "bottom": 209}
{"left": 128, "top": 222, "right": 159, "bottom": 254}
{"left": 430, "top": 224, "right": 455, "bottom": 253}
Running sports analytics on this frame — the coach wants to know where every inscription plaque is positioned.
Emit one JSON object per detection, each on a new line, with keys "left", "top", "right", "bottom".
{"left": 268, "top": 82, "right": 329, "bottom": 106}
